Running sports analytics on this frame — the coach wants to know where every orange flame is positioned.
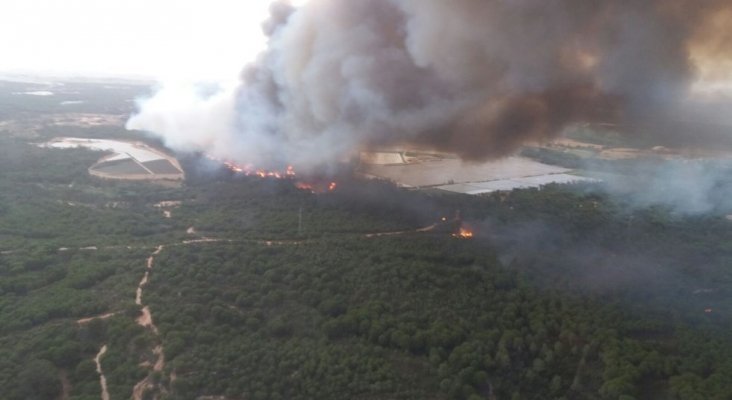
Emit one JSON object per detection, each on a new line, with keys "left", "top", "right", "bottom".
{"left": 295, "top": 181, "right": 338, "bottom": 193}
{"left": 453, "top": 226, "right": 474, "bottom": 239}
{"left": 208, "top": 154, "right": 297, "bottom": 179}
{"left": 207, "top": 155, "right": 337, "bottom": 194}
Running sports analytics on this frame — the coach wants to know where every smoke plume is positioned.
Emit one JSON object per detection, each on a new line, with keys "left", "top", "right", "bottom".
{"left": 127, "top": 0, "right": 732, "bottom": 172}
{"left": 589, "top": 159, "right": 732, "bottom": 215}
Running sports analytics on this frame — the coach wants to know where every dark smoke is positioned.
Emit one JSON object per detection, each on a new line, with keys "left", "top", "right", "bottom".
{"left": 127, "top": 0, "right": 732, "bottom": 171}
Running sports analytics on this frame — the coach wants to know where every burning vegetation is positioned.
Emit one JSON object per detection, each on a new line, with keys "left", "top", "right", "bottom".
{"left": 213, "top": 155, "right": 338, "bottom": 193}
{"left": 218, "top": 157, "right": 296, "bottom": 179}
{"left": 453, "top": 225, "right": 475, "bottom": 239}
{"left": 294, "top": 180, "right": 338, "bottom": 194}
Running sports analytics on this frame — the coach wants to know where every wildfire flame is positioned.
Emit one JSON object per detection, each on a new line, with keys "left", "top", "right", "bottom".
{"left": 208, "top": 155, "right": 337, "bottom": 194}
{"left": 453, "top": 226, "right": 474, "bottom": 239}
{"left": 224, "top": 162, "right": 295, "bottom": 179}
{"left": 296, "top": 181, "right": 338, "bottom": 193}
{"left": 206, "top": 154, "right": 296, "bottom": 178}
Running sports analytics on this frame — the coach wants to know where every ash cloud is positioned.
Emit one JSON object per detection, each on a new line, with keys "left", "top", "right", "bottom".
{"left": 127, "top": 0, "right": 732, "bottom": 172}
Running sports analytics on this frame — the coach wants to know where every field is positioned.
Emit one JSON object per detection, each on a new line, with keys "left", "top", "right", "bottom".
{"left": 361, "top": 154, "right": 592, "bottom": 194}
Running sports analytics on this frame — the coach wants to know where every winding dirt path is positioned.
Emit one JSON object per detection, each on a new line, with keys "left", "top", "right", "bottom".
{"left": 136, "top": 245, "right": 163, "bottom": 305}
{"left": 132, "top": 245, "right": 166, "bottom": 400}
{"left": 95, "top": 345, "right": 110, "bottom": 400}
{"left": 76, "top": 312, "right": 117, "bottom": 325}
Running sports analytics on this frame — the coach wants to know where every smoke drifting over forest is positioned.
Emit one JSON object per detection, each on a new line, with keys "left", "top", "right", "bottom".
{"left": 128, "top": 0, "right": 732, "bottom": 171}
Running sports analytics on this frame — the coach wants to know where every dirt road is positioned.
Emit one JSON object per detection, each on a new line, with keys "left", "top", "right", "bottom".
{"left": 132, "top": 245, "right": 166, "bottom": 400}
{"left": 94, "top": 345, "right": 110, "bottom": 400}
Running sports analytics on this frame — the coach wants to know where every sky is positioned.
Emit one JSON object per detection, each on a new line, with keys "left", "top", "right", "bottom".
{"left": 0, "top": 0, "right": 299, "bottom": 81}
{"left": 1, "top": 0, "right": 727, "bottom": 91}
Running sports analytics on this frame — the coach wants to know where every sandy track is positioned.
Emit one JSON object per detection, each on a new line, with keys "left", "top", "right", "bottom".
{"left": 132, "top": 245, "right": 166, "bottom": 400}
{"left": 76, "top": 312, "right": 117, "bottom": 325}
{"left": 95, "top": 345, "right": 110, "bottom": 400}
{"left": 136, "top": 306, "right": 159, "bottom": 335}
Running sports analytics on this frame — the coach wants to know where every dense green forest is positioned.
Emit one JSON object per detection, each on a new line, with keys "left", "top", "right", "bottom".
{"left": 1, "top": 80, "right": 732, "bottom": 399}
{"left": 148, "top": 237, "right": 732, "bottom": 400}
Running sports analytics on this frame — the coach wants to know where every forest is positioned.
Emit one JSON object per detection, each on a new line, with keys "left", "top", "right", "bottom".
{"left": 1, "top": 81, "right": 732, "bottom": 399}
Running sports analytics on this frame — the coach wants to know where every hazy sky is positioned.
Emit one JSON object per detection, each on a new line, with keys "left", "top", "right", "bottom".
{"left": 0, "top": 0, "right": 298, "bottom": 81}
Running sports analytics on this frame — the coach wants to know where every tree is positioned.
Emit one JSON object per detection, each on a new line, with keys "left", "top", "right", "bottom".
{"left": 17, "top": 359, "right": 61, "bottom": 400}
